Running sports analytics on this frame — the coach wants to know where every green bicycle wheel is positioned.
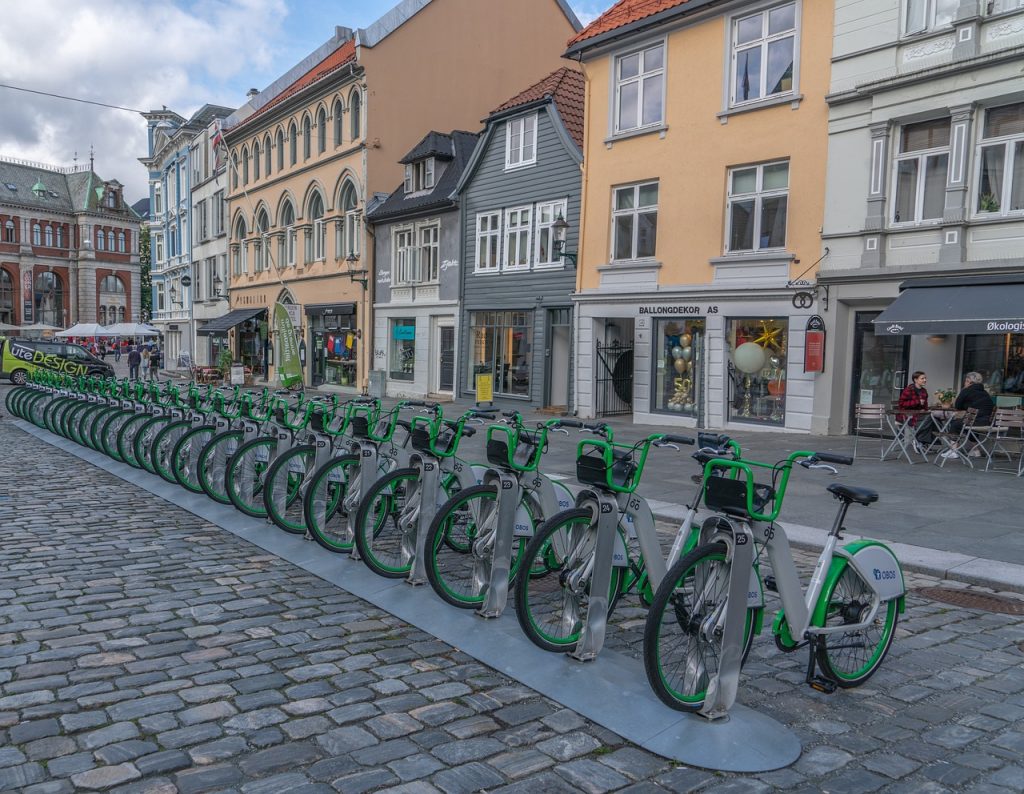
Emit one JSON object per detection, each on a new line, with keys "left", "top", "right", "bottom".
{"left": 263, "top": 445, "right": 316, "bottom": 534}
{"left": 514, "top": 508, "right": 626, "bottom": 653}
{"left": 425, "top": 484, "right": 528, "bottom": 609}
{"left": 117, "top": 414, "right": 151, "bottom": 468}
{"left": 152, "top": 420, "right": 191, "bottom": 483}
{"left": 172, "top": 426, "right": 216, "bottom": 493}
{"left": 302, "top": 454, "right": 359, "bottom": 553}
{"left": 197, "top": 430, "right": 243, "bottom": 504}
{"left": 134, "top": 416, "right": 169, "bottom": 475}
{"left": 643, "top": 542, "right": 759, "bottom": 712}
{"left": 100, "top": 410, "right": 134, "bottom": 461}
{"left": 814, "top": 565, "right": 899, "bottom": 687}
{"left": 353, "top": 467, "right": 419, "bottom": 578}
{"left": 225, "top": 437, "right": 277, "bottom": 517}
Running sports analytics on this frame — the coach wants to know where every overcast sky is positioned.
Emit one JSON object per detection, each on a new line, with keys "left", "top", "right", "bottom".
{"left": 0, "top": 0, "right": 606, "bottom": 204}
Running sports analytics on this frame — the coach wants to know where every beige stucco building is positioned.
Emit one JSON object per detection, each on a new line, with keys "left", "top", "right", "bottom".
{"left": 567, "top": 0, "right": 834, "bottom": 432}
{"left": 218, "top": 0, "right": 581, "bottom": 390}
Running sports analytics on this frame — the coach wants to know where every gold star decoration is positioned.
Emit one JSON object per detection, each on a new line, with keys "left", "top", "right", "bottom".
{"left": 751, "top": 320, "right": 784, "bottom": 352}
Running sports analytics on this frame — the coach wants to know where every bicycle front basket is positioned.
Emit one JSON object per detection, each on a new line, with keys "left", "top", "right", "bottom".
{"left": 486, "top": 437, "right": 510, "bottom": 468}
{"left": 704, "top": 476, "right": 775, "bottom": 517}
{"left": 576, "top": 447, "right": 634, "bottom": 490}
{"left": 348, "top": 415, "right": 370, "bottom": 438}
{"left": 410, "top": 424, "right": 433, "bottom": 452}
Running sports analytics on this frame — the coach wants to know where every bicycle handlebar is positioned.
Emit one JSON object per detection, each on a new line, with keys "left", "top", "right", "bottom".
{"left": 811, "top": 452, "right": 853, "bottom": 466}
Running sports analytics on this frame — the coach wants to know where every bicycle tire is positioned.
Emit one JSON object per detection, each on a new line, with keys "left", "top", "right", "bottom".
{"left": 814, "top": 565, "right": 899, "bottom": 687}
{"left": 643, "top": 542, "right": 758, "bottom": 712}
{"left": 152, "top": 420, "right": 192, "bottom": 483}
{"left": 263, "top": 445, "right": 316, "bottom": 534}
{"left": 87, "top": 405, "right": 118, "bottom": 451}
{"left": 514, "top": 508, "right": 626, "bottom": 653}
{"left": 197, "top": 430, "right": 243, "bottom": 504}
{"left": 70, "top": 402, "right": 100, "bottom": 447}
{"left": 172, "top": 426, "right": 216, "bottom": 493}
{"left": 302, "top": 454, "right": 359, "bottom": 552}
{"left": 42, "top": 397, "right": 71, "bottom": 435}
{"left": 26, "top": 392, "right": 52, "bottom": 428}
{"left": 61, "top": 400, "right": 88, "bottom": 440}
{"left": 117, "top": 414, "right": 151, "bottom": 468}
{"left": 134, "top": 416, "right": 170, "bottom": 474}
{"left": 425, "top": 484, "right": 529, "bottom": 609}
{"left": 4, "top": 386, "right": 24, "bottom": 418}
{"left": 100, "top": 410, "right": 133, "bottom": 461}
{"left": 225, "top": 437, "right": 278, "bottom": 517}
{"left": 353, "top": 467, "right": 420, "bottom": 578}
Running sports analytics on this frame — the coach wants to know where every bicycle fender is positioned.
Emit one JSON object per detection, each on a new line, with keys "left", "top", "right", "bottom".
{"left": 811, "top": 543, "right": 906, "bottom": 630}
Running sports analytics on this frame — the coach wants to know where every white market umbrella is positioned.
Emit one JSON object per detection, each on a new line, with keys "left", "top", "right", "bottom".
{"left": 16, "top": 323, "right": 62, "bottom": 336}
{"left": 56, "top": 322, "right": 111, "bottom": 337}
{"left": 0, "top": 321, "right": 19, "bottom": 332}
{"left": 105, "top": 322, "right": 159, "bottom": 337}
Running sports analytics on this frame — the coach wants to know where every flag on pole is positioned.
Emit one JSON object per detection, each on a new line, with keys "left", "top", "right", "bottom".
{"left": 273, "top": 302, "right": 302, "bottom": 388}
{"left": 211, "top": 119, "right": 225, "bottom": 150}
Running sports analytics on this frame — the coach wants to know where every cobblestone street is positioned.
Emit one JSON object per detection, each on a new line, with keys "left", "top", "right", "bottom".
{"left": 2, "top": 417, "right": 1024, "bottom": 793}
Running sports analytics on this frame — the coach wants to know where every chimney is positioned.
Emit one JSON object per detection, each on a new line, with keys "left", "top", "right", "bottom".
{"left": 246, "top": 88, "right": 260, "bottom": 99}
{"left": 335, "top": 26, "right": 354, "bottom": 41}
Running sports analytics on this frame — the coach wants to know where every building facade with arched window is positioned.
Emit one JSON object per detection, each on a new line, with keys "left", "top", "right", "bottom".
{"left": 0, "top": 154, "right": 141, "bottom": 329}
{"left": 219, "top": 1, "right": 579, "bottom": 389}
{"left": 141, "top": 103, "right": 233, "bottom": 369}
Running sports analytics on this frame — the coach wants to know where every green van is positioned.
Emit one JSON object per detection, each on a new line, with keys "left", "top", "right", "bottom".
{"left": 0, "top": 336, "right": 115, "bottom": 384}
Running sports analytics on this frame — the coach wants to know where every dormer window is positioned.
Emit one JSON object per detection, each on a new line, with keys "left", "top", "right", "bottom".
{"left": 404, "top": 158, "right": 435, "bottom": 193}
{"left": 505, "top": 114, "right": 537, "bottom": 169}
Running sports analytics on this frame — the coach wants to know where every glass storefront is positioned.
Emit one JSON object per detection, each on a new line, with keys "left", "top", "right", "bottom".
{"left": 390, "top": 318, "right": 415, "bottom": 382}
{"left": 238, "top": 316, "right": 265, "bottom": 376}
{"left": 469, "top": 310, "right": 532, "bottom": 398}
{"left": 308, "top": 305, "right": 358, "bottom": 387}
{"left": 652, "top": 318, "right": 705, "bottom": 418}
{"left": 727, "top": 317, "right": 788, "bottom": 425}
{"left": 964, "top": 333, "right": 1024, "bottom": 404}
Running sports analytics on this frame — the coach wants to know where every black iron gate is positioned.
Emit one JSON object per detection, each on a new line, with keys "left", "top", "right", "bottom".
{"left": 595, "top": 341, "right": 633, "bottom": 416}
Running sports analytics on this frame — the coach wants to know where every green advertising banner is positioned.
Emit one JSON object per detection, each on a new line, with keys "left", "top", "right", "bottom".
{"left": 273, "top": 302, "right": 303, "bottom": 388}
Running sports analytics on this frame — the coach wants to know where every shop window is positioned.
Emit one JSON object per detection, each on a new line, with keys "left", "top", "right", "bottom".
{"left": 390, "top": 319, "right": 416, "bottom": 381}
{"left": 469, "top": 310, "right": 533, "bottom": 398}
{"left": 963, "top": 333, "right": 1024, "bottom": 400}
{"left": 727, "top": 317, "right": 788, "bottom": 425}
{"left": 652, "top": 319, "right": 705, "bottom": 417}
{"left": 312, "top": 319, "right": 358, "bottom": 387}
{"left": 0, "top": 268, "right": 13, "bottom": 325}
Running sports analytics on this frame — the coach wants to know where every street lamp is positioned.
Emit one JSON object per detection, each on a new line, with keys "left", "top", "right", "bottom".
{"left": 213, "top": 274, "right": 226, "bottom": 300}
{"left": 344, "top": 252, "right": 368, "bottom": 291}
{"left": 168, "top": 283, "right": 182, "bottom": 308}
{"left": 552, "top": 213, "right": 577, "bottom": 269}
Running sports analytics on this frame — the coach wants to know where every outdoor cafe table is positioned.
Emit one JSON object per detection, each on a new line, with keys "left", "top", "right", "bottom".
{"left": 885, "top": 407, "right": 962, "bottom": 463}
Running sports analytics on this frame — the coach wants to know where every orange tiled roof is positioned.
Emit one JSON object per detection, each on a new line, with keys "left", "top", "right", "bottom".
{"left": 230, "top": 39, "right": 357, "bottom": 131}
{"left": 490, "top": 66, "right": 585, "bottom": 149}
{"left": 567, "top": 0, "right": 692, "bottom": 47}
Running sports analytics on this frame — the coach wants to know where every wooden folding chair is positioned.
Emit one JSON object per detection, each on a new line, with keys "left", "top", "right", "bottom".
{"left": 853, "top": 403, "right": 887, "bottom": 460}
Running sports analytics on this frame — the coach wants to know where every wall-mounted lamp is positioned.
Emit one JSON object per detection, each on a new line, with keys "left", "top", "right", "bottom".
{"left": 552, "top": 213, "right": 577, "bottom": 269}
{"left": 168, "top": 284, "right": 182, "bottom": 308}
{"left": 344, "top": 252, "right": 368, "bottom": 291}
{"left": 926, "top": 334, "right": 947, "bottom": 343}
{"left": 213, "top": 274, "right": 227, "bottom": 300}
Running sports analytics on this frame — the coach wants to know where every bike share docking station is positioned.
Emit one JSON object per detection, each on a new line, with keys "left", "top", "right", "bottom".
{"left": 16, "top": 418, "right": 802, "bottom": 773}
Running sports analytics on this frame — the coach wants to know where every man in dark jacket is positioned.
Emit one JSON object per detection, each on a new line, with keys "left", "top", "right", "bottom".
{"left": 127, "top": 346, "right": 142, "bottom": 380}
{"left": 940, "top": 372, "right": 995, "bottom": 459}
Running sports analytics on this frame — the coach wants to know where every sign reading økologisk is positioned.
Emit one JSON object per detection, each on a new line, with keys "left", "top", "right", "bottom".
{"left": 475, "top": 373, "right": 494, "bottom": 403}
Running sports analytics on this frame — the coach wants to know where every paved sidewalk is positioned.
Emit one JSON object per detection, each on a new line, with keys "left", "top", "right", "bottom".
{"left": 3, "top": 417, "right": 1024, "bottom": 792}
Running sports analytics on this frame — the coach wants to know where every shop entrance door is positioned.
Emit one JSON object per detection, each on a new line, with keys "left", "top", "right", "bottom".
{"left": 436, "top": 323, "right": 455, "bottom": 394}
{"left": 849, "top": 311, "right": 909, "bottom": 431}
{"left": 545, "top": 308, "right": 571, "bottom": 409}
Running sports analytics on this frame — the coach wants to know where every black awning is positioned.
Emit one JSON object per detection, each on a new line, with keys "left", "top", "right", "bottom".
{"left": 197, "top": 307, "right": 266, "bottom": 336}
{"left": 873, "top": 276, "right": 1024, "bottom": 336}
{"left": 304, "top": 302, "right": 356, "bottom": 318}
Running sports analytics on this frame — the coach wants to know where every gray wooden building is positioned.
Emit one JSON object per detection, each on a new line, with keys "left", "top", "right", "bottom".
{"left": 455, "top": 66, "right": 584, "bottom": 409}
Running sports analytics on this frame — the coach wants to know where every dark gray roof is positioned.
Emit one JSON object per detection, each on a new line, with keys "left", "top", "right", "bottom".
{"left": 0, "top": 158, "right": 136, "bottom": 216}
{"left": 131, "top": 198, "right": 151, "bottom": 221}
{"left": 399, "top": 131, "right": 457, "bottom": 164}
{"left": 367, "top": 130, "right": 479, "bottom": 222}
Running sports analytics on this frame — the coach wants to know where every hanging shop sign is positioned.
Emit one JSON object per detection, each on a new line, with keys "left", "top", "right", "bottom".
{"left": 804, "top": 315, "right": 825, "bottom": 373}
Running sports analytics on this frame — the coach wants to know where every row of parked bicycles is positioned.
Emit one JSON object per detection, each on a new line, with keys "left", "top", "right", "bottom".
{"left": 8, "top": 370, "right": 906, "bottom": 715}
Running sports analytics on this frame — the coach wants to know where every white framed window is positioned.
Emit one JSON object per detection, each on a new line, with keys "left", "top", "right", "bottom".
{"left": 97, "top": 229, "right": 105, "bottom": 251}
{"left": 731, "top": 3, "right": 796, "bottom": 106}
{"left": 419, "top": 224, "right": 439, "bottom": 282}
{"left": 107, "top": 231, "right": 115, "bottom": 251}
{"left": 153, "top": 185, "right": 163, "bottom": 215}
{"left": 727, "top": 161, "right": 789, "bottom": 252}
{"left": 32, "top": 224, "right": 41, "bottom": 246}
{"left": 118, "top": 232, "right": 125, "bottom": 253}
{"left": 314, "top": 219, "right": 326, "bottom": 261}
{"left": 44, "top": 225, "right": 53, "bottom": 246}
{"left": 404, "top": 158, "right": 435, "bottom": 193}
{"left": 612, "top": 182, "right": 659, "bottom": 261}
{"left": 893, "top": 118, "right": 950, "bottom": 224}
{"left": 974, "top": 102, "right": 1024, "bottom": 217}
{"left": 213, "top": 191, "right": 225, "bottom": 235}
{"left": 344, "top": 210, "right": 360, "bottom": 257}
{"left": 503, "top": 206, "right": 532, "bottom": 270}
{"left": 614, "top": 43, "right": 664, "bottom": 133}
{"left": 56, "top": 225, "right": 63, "bottom": 248}
{"left": 904, "top": 0, "right": 957, "bottom": 34}
{"left": 394, "top": 227, "right": 418, "bottom": 285}
{"left": 505, "top": 114, "right": 538, "bottom": 169}
{"left": 154, "top": 235, "right": 164, "bottom": 264}
{"left": 475, "top": 211, "right": 501, "bottom": 273}
{"left": 534, "top": 200, "right": 568, "bottom": 267}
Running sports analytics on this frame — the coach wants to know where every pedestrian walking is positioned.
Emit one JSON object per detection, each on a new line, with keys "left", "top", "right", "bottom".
{"left": 114, "top": 339, "right": 122, "bottom": 363}
{"left": 148, "top": 346, "right": 160, "bottom": 382}
{"left": 127, "top": 346, "right": 141, "bottom": 380}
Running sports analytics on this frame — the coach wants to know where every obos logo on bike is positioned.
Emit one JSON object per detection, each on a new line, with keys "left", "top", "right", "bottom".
{"left": 9, "top": 342, "right": 88, "bottom": 376}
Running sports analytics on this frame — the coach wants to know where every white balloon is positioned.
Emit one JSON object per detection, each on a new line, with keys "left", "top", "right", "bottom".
{"left": 733, "top": 342, "right": 767, "bottom": 374}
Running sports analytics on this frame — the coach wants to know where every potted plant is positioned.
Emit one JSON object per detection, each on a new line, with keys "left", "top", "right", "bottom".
{"left": 217, "top": 349, "right": 234, "bottom": 378}
{"left": 979, "top": 193, "right": 1000, "bottom": 213}
{"left": 934, "top": 387, "right": 956, "bottom": 408}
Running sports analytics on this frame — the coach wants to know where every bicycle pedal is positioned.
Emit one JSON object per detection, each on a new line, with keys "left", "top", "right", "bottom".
{"left": 764, "top": 575, "right": 777, "bottom": 593}
{"left": 808, "top": 676, "right": 837, "bottom": 695}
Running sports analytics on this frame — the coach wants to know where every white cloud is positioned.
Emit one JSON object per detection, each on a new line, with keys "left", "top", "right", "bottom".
{"left": 0, "top": 0, "right": 287, "bottom": 202}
